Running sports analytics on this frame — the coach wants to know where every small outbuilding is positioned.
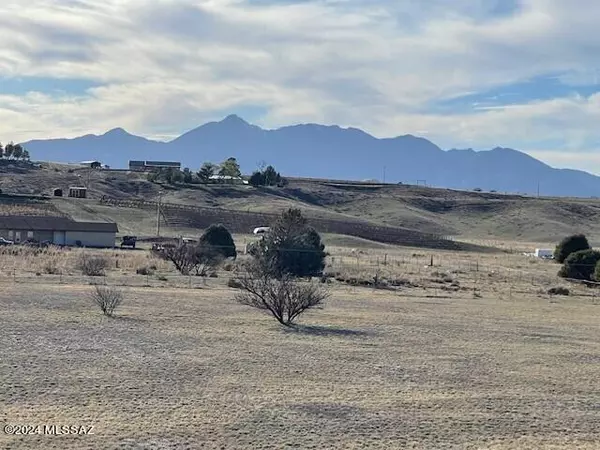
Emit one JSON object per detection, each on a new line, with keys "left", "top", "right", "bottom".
{"left": 68, "top": 186, "right": 87, "bottom": 198}
{"left": 53, "top": 188, "right": 63, "bottom": 197}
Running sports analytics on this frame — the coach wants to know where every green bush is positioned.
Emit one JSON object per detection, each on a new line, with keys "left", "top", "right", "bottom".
{"left": 558, "top": 249, "right": 600, "bottom": 280}
{"left": 199, "top": 224, "right": 236, "bottom": 259}
{"left": 251, "top": 208, "right": 326, "bottom": 278}
{"left": 594, "top": 260, "right": 600, "bottom": 282}
{"left": 249, "top": 171, "right": 265, "bottom": 187}
{"left": 554, "top": 234, "right": 590, "bottom": 263}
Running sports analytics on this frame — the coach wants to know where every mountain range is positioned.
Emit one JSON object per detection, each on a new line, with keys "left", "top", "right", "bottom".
{"left": 21, "top": 114, "right": 600, "bottom": 197}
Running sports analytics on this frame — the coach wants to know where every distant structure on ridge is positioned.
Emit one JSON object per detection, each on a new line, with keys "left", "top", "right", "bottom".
{"left": 129, "top": 160, "right": 181, "bottom": 172}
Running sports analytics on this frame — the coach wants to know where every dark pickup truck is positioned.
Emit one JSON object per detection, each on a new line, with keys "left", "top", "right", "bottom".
{"left": 120, "top": 236, "right": 137, "bottom": 249}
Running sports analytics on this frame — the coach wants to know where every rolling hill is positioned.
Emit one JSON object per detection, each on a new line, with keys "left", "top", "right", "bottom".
{"left": 0, "top": 162, "right": 599, "bottom": 246}
{"left": 21, "top": 115, "right": 600, "bottom": 198}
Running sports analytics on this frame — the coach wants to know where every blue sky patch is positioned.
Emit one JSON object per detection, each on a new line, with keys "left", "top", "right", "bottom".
{"left": 0, "top": 76, "right": 100, "bottom": 96}
{"left": 428, "top": 74, "right": 600, "bottom": 114}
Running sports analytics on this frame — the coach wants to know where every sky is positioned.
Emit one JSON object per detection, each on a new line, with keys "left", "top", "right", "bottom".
{"left": 2, "top": 0, "right": 600, "bottom": 173}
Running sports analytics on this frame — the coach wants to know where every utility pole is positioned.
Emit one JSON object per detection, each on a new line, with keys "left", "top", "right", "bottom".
{"left": 156, "top": 191, "right": 163, "bottom": 237}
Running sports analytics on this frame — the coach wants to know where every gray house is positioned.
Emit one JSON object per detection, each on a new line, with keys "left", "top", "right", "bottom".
{"left": 0, "top": 216, "right": 118, "bottom": 247}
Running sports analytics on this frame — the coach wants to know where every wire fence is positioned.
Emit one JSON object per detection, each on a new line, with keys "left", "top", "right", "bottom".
{"left": 1, "top": 246, "right": 599, "bottom": 303}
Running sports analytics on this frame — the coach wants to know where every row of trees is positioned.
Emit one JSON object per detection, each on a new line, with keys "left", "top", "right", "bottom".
{"left": 153, "top": 208, "right": 328, "bottom": 326}
{"left": 147, "top": 157, "right": 287, "bottom": 187}
{"left": 147, "top": 157, "right": 243, "bottom": 185}
{"left": 0, "top": 142, "right": 30, "bottom": 161}
{"left": 197, "top": 157, "right": 242, "bottom": 182}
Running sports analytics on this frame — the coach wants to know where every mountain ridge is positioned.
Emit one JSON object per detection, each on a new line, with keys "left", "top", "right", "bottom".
{"left": 20, "top": 115, "right": 600, "bottom": 197}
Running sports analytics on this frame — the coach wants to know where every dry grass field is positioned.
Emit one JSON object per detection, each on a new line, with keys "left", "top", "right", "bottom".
{"left": 1, "top": 240, "right": 599, "bottom": 449}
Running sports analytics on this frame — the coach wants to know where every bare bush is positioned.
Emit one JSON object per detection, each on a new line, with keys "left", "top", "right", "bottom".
{"left": 153, "top": 243, "right": 195, "bottom": 275}
{"left": 153, "top": 242, "right": 222, "bottom": 276}
{"left": 233, "top": 261, "right": 330, "bottom": 326}
{"left": 77, "top": 253, "right": 109, "bottom": 276}
{"left": 548, "top": 286, "right": 570, "bottom": 296}
{"left": 43, "top": 258, "right": 61, "bottom": 275}
{"left": 136, "top": 266, "right": 155, "bottom": 276}
{"left": 192, "top": 244, "right": 223, "bottom": 276}
{"left": 90, "top": 284, "right": 123, "bottom": 317}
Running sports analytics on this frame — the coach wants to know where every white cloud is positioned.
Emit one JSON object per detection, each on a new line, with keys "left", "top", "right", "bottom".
{"left": 1, "top": 0, "right": 600, "bottom": 172}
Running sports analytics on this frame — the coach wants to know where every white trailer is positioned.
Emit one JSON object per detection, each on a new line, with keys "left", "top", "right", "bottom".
{"left": 534, "top": 248, "right": 554, "bottom": 259}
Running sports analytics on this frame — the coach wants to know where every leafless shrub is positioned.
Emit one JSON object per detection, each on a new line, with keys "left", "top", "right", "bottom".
{"left": 233, "top": 261, "right": 330, "bottom": 326}
{"left": 77, "top": 253, "right": 109, "bottom": 276}
{"left": 90, "top": 284, "right": 123, "bottom": 317}
{"left": 152, "top": 243, "right": 193, "bottom": 274}
{"left": 136, "top": 266, "right": 155, "bottom": 276}
{"left": 153, "top": 242, "right": 222, "bottom": 276}
{"left": 193, "top": 245, "right": 223, "bottom": 276}
{"left": 43, "top": 259, "right": 61, "bottom": 275}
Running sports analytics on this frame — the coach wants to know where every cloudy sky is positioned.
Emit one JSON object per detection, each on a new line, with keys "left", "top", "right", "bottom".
{"left": 2, "top": 0, "right": 600, "bottom": 172}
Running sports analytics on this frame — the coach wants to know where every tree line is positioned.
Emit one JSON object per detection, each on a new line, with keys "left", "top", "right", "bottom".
{"left": 0, "top": 142, "right": 30, "bottom": 161}
{"left": 147, "top": 157, "right": 287, "bottom": 187}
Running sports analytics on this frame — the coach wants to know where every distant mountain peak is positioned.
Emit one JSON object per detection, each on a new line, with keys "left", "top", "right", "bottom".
{"left": 103, "top": 127, "right": 130, "bottom": 137}
{"left": 221, "top": 114, "right": 248, "bottom": 125}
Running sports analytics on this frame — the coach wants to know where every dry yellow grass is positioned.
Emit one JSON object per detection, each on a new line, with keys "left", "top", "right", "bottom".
{"left": 0, "top": 241, "right": 599, "bottom": 449}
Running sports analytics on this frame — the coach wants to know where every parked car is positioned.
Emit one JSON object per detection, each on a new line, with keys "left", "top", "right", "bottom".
{"left": 0, "top": 237, "right": 14, "bottom": 245}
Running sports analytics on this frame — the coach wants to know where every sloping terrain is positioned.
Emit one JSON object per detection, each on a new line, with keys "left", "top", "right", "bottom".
{"left": 0, "top": 162, "right": 599, "bottom": 244}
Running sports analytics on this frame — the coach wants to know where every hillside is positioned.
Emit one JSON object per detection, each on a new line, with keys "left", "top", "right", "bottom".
{"left": 21, "top": 115, "right": 600, "bottom": 197}
{"left": 0, "top": 162, "right": 599, "bottom": 246}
